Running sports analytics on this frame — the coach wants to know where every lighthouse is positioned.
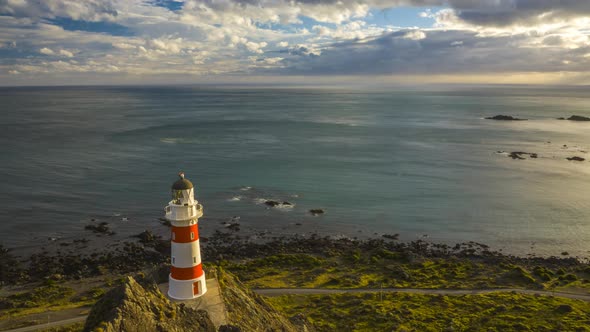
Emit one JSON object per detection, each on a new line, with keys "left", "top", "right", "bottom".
{"left": 164, "top": 172, "right": 207, "bottom": 300}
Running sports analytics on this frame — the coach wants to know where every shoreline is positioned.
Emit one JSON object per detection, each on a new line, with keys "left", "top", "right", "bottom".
{"left": 1, "top": 227, "right": 587, "bottom": 289}
{"left": 2, "top": 229, "right": 590, "bottom": 330}
{"left": 2, "top": 221, "right": 588, "bottom": 264}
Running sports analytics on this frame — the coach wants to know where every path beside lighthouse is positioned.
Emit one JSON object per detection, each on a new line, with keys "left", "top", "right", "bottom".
{"left": 253, "top": 287, "right": 590, "bottom": 302}
{"left": 158, "top": 278, "right": 228, "bottom": 328}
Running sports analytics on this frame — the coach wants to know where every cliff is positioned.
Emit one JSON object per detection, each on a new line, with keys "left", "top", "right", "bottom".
{"left": 217, "top": 268, "right": 314, "bottom": 332}
{"left": 83, "top": 276, "right": 215, "bottom": 332}
{"left": 83, "top": 270, "right": 313, "bottom": 332}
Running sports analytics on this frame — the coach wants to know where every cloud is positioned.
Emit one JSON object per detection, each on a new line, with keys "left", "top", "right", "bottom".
{"left": 59, "top": 49, "right": 74, "bottom": 57}
{"left": 446, "top": 0, "right": 590, "bottom": 27}
{"left": 2, "top": 0, "right": 590, "bottom": 85}
{"left": 39, "top": 47, "right": 55, "bottom": 55}
{"left": 0, "top": 0, "right": 118, "bottom": 22}
{"left": 270, "top": 28, "right": 590, "bottom": 75}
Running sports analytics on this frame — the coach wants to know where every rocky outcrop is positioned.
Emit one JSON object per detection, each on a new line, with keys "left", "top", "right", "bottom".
{"left": 497, "top": 151, "right": 538, "bottom": 160}
{"left": 309, "top": 209, "right": 325, "bottom": 216}
{"left": 485, "top": 115, "right": 527, "bottom": 121}
{"left": 509, "top": 152, "right": 537, "bottom": 160}
{"left": 562, "top": 115, "right": 590, "bottom": 121}
{"left": 264, "top": 201, "right": 293, "bottom": 208}
{"left": 85, "top": 222, "right": 115, "bottom": 235}
{"left": 218, "top": 269, "right": 314, "bottom": 332}
{"left": 83, "top": 276, "right": 215, "bottom": 332}
{"left": 566, "top": 156, "right": 585, "bottom": 161}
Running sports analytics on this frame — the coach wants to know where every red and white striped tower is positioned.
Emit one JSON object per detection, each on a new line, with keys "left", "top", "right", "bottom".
{"left": 164, "top": 172, "right": 207, "bottom": 300}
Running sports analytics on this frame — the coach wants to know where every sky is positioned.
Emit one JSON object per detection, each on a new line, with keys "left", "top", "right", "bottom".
{"left": 1, "top": 0, "right": 590, "bottom": 86}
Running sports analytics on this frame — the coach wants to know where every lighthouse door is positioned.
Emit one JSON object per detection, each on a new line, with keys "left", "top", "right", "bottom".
{"left": 193, "top": 282, "right": 199, "bottom": 295}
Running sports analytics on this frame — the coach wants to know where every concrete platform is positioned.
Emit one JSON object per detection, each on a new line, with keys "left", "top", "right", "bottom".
{"left": 158, "top": 278, "right": 227, "bottom": 328}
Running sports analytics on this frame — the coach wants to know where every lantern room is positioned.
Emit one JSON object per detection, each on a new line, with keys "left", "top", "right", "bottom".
{"left": 171, "top": 172, "right": 195, "bottom": 206}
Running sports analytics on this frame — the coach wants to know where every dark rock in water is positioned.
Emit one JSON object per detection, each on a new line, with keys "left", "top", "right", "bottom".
{"left": 508, "top": 152, "right": 538, "bottom": 160}
{"left": 566, "top": 157, "right": 585, "bottom": 161}
{"left": 557, "top": 117, "right": 566, "bottom": 120}
{"left": 561, "top": 251, "right": 570, "bottom": 256}
{"left": 485, "top": 115, "right": 527, "bottom": 121}
{"left": 265, "top": 200, "right": 293, "bottom": 208}
{"left": 383, "top": 233, "right": 400, "bottom": 240}
{"left": 566, "top": 115, "right": 590, "bottom": 121}
{"left": 85, "top": 222, "right": 115, "bottom": 235}
{"left": 227, "top": 223, "right": 240, "bottom": 231}
{"left": 84, "top": 276, "right": 215, "bottom": 332}
{"left": 133, "top": 230, "right": 161, "bottom": 244}
{"left": 309, "top": 209, "right": 325, "bottom": 215}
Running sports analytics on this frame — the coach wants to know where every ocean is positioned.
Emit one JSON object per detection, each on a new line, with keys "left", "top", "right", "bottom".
{"left": 1, "top": 85, "right": 589, "bottom": 257}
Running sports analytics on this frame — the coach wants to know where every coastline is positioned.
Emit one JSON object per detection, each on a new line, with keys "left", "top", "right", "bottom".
{"left": 2, "top": 229, "right": 590, "bottom": 331}
{"left": 2, "top": 227, "right": 587, "bottom": 288}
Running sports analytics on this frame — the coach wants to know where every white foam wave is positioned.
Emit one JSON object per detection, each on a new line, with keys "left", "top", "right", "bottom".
{"left": 254, "top": 198, "right": 268, "bottom": 204}
{"left": 160, "top": 138, "right": 179, "bottom": 144}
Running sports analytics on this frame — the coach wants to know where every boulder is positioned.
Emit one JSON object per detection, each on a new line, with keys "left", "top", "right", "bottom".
{"left": 566, "top": 156, "right": 585, "bottom": 161}
{"left": 133, "top": 230, "right": 160, "bottom": 244}
{"left": 485, "top": 115, "right": 527, "bottom": 121}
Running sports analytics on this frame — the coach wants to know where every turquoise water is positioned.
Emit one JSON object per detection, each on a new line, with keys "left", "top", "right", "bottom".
{"left": 1, "top": 85, "right": 590, "bottom": 256}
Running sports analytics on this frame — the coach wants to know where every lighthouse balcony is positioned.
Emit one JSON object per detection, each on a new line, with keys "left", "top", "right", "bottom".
{"left": 165, "top": 203, "right": 203, "bottom": 221}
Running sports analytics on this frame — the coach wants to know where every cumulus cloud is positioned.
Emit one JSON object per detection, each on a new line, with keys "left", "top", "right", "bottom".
{"left": 59, "top": 49, "right": 75, "bottom": 58}
{"left": 1, "top": 0, "right": 590, "bottom": 84}
{"left": 39, "top": 47, "right": 55, "bottom": 55}
{"left": 270, "top": 28, "right": 590, "bottom": 75}
{"left": 0, "top": 0, "right": 118, "bottom": 21}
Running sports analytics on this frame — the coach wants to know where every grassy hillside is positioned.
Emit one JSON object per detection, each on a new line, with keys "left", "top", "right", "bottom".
{"left": 267, "top": 292, "right": 590, "bottom": 331}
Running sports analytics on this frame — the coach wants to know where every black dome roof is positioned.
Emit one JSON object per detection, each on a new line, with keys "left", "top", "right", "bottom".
{"left": 172, "top": 174, "right": 194, "bottom": 190}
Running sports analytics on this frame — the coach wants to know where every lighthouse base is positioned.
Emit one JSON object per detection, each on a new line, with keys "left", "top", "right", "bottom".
{"left": 168, "top": 273, "right": 207, "bottom": 300}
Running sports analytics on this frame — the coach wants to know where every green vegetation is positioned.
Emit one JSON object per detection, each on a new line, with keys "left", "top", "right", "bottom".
{"left": 0, "top": 282, "right": 94, "bottom": 320}
{"left": 267, "top": 292, "right": 590, "bottom": 331}
{"left": 223, "top": 251, "right": 589, "bottom": 291}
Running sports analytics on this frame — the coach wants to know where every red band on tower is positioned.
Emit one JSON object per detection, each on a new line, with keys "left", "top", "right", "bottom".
{"left": 171, "top": 224, "right": 199, "bottom": 243}
{"left": 171, "top": 264, "right": 203, "bottom": 280}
